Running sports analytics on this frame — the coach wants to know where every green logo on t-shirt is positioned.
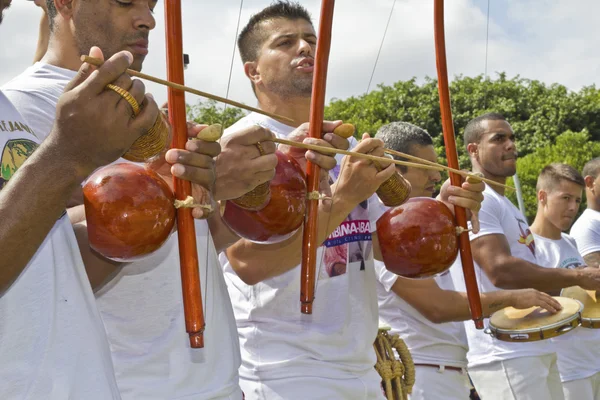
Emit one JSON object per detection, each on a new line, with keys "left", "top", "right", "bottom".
{"left": 0, "top": 138, "right": 39, "bottom": 189}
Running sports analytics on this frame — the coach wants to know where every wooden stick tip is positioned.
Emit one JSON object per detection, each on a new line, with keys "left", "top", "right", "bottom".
{"left": 465, "top": 172, "right": 484, "bottom": 184}
{"left": 333, "top": 123, "right": 355, "bottom": 139}
{"left": 301, "top": 303, "right": 313, "bottom": 314}
{"left": 196, "top": 124, "right": 223, "bottom": 142}
{"left": 189, "top": 333, "right": 204, "bottom": 348}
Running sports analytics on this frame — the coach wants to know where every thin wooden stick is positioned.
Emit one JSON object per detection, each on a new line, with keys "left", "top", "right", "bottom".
{"left": 384, "top": 148, "right": 447, "bottom": 168}
{"left": 384, "top": 148, "right": 497, "bottom": 187}
{"left": 273, "top": 137, "right": 514, "bottom": 191}
{"left": 81, "top": 55, "right": 295, "bottom": 124}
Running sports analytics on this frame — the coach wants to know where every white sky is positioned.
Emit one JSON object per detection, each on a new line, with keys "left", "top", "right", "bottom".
{"left": 1, "top": 0, "right": 599, "bottom": 110}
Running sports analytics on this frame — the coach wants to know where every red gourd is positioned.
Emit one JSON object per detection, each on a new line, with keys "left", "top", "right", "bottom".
{"left": 222, "top": 151, "right": 307, "bottom": 244}
{"left": 376, "top": 197, "right": 459, "bottom": 278}
{"left": 83, "top": 163, "right": 176, "bottom": 262}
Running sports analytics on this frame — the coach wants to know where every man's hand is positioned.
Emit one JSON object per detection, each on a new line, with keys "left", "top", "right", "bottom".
{"left": 508, "top": 289, "right": 562, "bottom": 313}
{"left": 576, "top": 267, "right": 600, "bottom": 291}
{"left": 438, "top": 174, "right": 485, "bottom": 233}
{"left": 164, "top": 124, "right": 220, "bottom": 191}
{"left": 278, "top": 120, "right": 350, "bottom": 197}
{"left": 215, "top": 126, "right": 278, "bottom": 201}
{"left": 583, "top": 252, "right": 600, "bottom": 269}
{"left": 49, "top": 46, "right": 158, "bottom": 179}
{"left": 332, "top": 133, "right": 395, "bottom": 207}
{"left": 278, "top": 120, "right": 349, "bottom": 172}
{"left": 147, "top": 121, "right": 221, "bottom": 219}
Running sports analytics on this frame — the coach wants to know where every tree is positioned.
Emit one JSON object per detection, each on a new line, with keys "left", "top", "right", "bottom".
{"left": 325, "top": 73, "right": 600, "bottom": 170}
{"left": 187, "top": 99, "right": 247, "bottom": 127}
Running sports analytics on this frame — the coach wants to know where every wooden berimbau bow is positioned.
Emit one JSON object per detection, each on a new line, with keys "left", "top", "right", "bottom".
{"left": 164, "top": 0, "right": 206, "bottom": 347}
{"left": 300, "top": 0, "right": 336, "bottom": 314}
{"left": 433, "top": 0, "right": 483, "bottom": 329}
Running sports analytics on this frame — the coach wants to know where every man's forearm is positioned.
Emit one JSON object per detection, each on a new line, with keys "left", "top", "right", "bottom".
{"left": 72, "top": 222, "right": 122, "bottom": 291}
{"left": 479, "top": 291, "right": 514, "bottom": 317}
{"left": 487, "top": 256, "right": 582, "bottom": 291}
{"left": 0, "top": 142, "right": 86, "bottom": 296}
{"left": 208, "top": 205, "right": 240, "bottom": 254}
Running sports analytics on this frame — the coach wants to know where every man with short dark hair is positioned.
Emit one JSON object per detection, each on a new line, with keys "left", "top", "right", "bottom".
{"left": 571, "top": 157, "right": 600, "bottom": 268}
{"left": 462, "top": 112, "right": 507, "bottom": 152}
{"left": 220, "top": 2, "right": 485, "bottom": 399}
{"left": 0, "top": 1, "right": 160, "bottom": 398}
{"left": 451, "top": 113, "right": 600, "bottom": 399}
{"left": 530, "top": 163, "right": 600, "bottom": 399}
{"left": 222, "top": 3, "right": 392, "bottom": 398}
{"left": 237, "top": 0, "right": 313, "bottom": 98}
{"left": 374, "top": 122, "right": 560, "bottom": 400}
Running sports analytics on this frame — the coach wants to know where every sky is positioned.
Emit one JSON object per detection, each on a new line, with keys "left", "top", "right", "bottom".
{"left": 1, "top": 0, "right": 599, "bottom": 112}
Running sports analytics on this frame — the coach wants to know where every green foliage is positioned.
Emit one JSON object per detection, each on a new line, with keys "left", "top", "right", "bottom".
{"left": 325, "top": 73, "right": 600, "bottom": 170}
{"left": 187, "top": 99, "right": 247, "bottom": 127}
{"left": 507, "top": 130, "right": 600, "bottom": 222}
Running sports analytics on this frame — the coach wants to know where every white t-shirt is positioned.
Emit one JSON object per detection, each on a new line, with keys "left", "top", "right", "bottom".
{"left": 220, "top": 113, "right": 382, "bottom": 391}
{"left": 534, "top": 233, "right": 600, "bottom": 382}
{"left": 375, "top": 265, "right": 468, "bottom": 368}
{"left": 570, "top": 208, "right": 600, "bottom": 259}
{"left": 449, "top": 184, "right": 554, "bottom": 368}
{"left": 0, "top": 92, "right": 120, "bottom": 399}
{"left": 3, "top": 63, "right": 243, "bottom": 400}
{"left": 370, "top": 197, "right": 468, "bottom": 368}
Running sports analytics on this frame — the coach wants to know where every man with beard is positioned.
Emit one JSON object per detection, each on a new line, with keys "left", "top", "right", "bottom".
{"left": 449, "top": 112, "right": 600, "bottom": 399}
{"left": 0, "top": 0, "right": 160, "bottom": 398}
{"left": 373, "top": 122, "right": 561, "bottom": 400}
{"left": 219, "top": 2, "right": 485, "bottom": 399}
{"left": 530, "top": 163, "right": 600, "bottom": 399}
{"left": 3, "top": 1, "right": 343, "bottom": 399}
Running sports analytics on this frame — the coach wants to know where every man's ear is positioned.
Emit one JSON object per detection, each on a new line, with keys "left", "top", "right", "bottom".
{"left": 538, "top": 189, "right": 547, "bottom": 205}
{"left": 244, "top": 61, "right": 261, "bottom": 85}
{"left": 585, "top": 175, "right": 596, "bottom": 190}
{"left": 466, "top": 142, "right": 478, "bottom": 159}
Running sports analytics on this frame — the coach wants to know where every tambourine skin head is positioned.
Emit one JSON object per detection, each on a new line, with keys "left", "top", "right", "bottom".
{"left": 222, "top": 151, "right": 307, "bottom": 244}
{"left": 83, "top": 163, "right": 176, "bottom": 262}
{"left": 487, "top": 296, "right": 583, "bottom": 341}
{"left": 376, "top": 197, "right": 459, "bottom": 278}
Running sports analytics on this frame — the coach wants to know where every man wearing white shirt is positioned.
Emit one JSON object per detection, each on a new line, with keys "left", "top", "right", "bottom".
{"left": 373, "top": 121, "right": 560, "bottom": 400}
{"left": 220, "top": 3, "right": 485, "bottom": 398}
{"left": 4, "top": 1, "right": 342, "bottom": 399}
{"left": 0, "top": 1, "right": 163, "bottom": 397}
{"left": 530, "top": 163, "right": 600, "bottom": 399}
{"left": 571, "top": 157, "right": 600, "bottom": 268}
{"left": 451, "top": 112, "right": 600, "bottom": 400}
